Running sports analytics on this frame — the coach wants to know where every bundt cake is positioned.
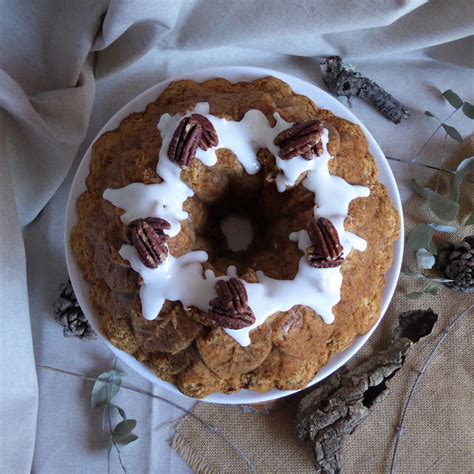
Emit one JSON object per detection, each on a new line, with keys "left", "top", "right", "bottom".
{"left": 70, "top": 77, "right": 400, "bottom": 398}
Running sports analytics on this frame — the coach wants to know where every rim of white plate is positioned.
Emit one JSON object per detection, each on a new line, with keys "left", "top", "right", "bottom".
{"left": 65, "top": 66, "right": 404, "bottom": 404}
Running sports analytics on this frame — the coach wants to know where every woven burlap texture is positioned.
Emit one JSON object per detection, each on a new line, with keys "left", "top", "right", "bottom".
{"left": 172, "top": 138, "right": 474, "bottom": 474}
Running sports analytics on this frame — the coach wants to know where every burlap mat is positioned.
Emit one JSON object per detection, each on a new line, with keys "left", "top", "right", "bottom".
{"left": 172, "top": 138, "right": 474, "bottom": 473}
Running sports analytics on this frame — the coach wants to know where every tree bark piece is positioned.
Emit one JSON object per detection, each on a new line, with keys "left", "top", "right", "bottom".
{"left": 322, "top": 56, "right": 410, "bottom": 124}
{"left": 296, "top": 309, "right": 438, "bottom": 473}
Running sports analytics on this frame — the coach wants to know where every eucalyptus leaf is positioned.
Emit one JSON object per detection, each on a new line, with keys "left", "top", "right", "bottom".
{"left": 416, "top": 248, "right": 435, "bottom": 269}
{"left": 91, "top": 370, "right": 122, "bottom": 408}
{"left": 110, "top": 404, "right": 127, "bottom": 420}
{"left": 442, "top": 89, "right": 463, "bottom": 109}
{"left": 427, "top": 223, "right": 457, "bottom": 233}
{"left": 410, "top": 179, "right": 460, "bottom": 220}
{"left": 117, "top": 434, "right": 139, "bottom": 447}
{"left": 466, "top": 211, "right": 474, "bottom": 226}
{"left": 428, "top": 194, "right": 459, "bottom": 221}
{"left": 462, "top": 101, "right": 474, "bottom": 119}
{"left": 442, "top": 123, "right": 463, "bottom": 143}
{"left": 402, "top": 266, "right": 453, "bottom": 282}
{"left": 424, "top": 110, "right": 435, "bottom": 117}
{"left": 410, "top": 179, "right": 432, "bottom": 200}
{"left": 401, "top": 267, "right": 420, "bottom": 276}
{"left": 113, "top": 419, "right": 137, "bottom": 441}
{"left": 91, "top": 381, "right": 110, "bottom": 408}
{"left": 406, "top": 284, "right": 439, "bottom": 299}
{"left": 406, "top": 291, "right": 424, "bottom": 300}
{"left": 450, "top": 156, "right": 474, "bottom": 202}
{"left": 406, "top": 224, "right": 434, "bottom": 252}
{"left": 402, "top": 268, "right": 428, "bottom": 279}
{"left": 423, "top": 283, "right": 439, "bottom": 296}
{"left": 428, "top": 239, "right": 438, "bottom": 256}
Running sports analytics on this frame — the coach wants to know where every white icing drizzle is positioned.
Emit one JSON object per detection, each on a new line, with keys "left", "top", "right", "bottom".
{"left": 103, "top": 103, "right": 370, "bottom": 347}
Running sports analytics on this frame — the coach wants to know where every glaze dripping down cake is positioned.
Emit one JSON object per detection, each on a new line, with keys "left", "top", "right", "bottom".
{"left": 70, "top": 77, "right": 400, "bottom": 398}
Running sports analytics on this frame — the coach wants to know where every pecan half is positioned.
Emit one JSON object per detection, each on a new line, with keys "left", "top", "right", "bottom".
{"left": 274, "top": 119, "right": 324, "bottom": 160}
{"left": 190, "top": 114, "right": 219, "bottom": 150}
{"left": 129, "top": 217, "right": 171, "bottom": 233}
{"left": 208, "top": 278, "right": 256, "bottom": 330}
{"left": 168, "top": 113, "right": 218, "bottom": 168}
{"left": 129, "top": 217, "right": 170, "bottom": 269}
{"left": 168, "top": 117, "right": 201, "bottom": 168}
{"left": 306, "top": 217, "right": 344, "bottom": 268}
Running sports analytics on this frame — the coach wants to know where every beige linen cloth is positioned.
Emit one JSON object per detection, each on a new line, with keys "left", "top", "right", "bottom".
{"left": 1, "top": 1, "right": 473, "bottom": 472}
{"left": 171, "top": 142, "right": 474, "bottom": 473}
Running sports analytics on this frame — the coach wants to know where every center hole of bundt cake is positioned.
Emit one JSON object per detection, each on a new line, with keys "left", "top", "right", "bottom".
{"left": 220, "top": 214, "right": 253, "bottom": 251}
{"left": 188, "top": 171, "right": 311, "bottom": 280}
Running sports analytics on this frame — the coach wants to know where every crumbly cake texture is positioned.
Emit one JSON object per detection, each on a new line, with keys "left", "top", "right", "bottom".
{"left": 71, "top": 77, "right": 400, "bottom": 398}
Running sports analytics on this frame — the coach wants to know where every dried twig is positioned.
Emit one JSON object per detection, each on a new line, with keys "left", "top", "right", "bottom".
{"left": 321, "top": 56, "right": 409, "bottom": 124}
{"left": 296, "top": 309, "right": 438, "bottom": 473}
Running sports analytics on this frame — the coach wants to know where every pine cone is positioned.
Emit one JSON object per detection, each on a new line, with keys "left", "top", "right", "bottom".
{"left": 53, "top": 281, "right": 97, "bottom": 339}
{"left": 436, "top": 236, "right": 474, "bottom": 293}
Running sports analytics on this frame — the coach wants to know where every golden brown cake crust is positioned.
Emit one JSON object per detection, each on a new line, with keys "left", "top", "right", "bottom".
{"left": 71, "top": 77, "right": 399, "bottom": 398}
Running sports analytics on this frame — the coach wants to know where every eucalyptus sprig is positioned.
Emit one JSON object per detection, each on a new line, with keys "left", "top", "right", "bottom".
{"left": 404, "top": 88, "right": 473, "bottom": 298}
{"left": 409, "top": 156, "right": 474, "bottom": 224}
{"left": 91, "top": 366, "right": 139, "bottom": 473}
{"left": 405, "top": 282, "right": 439, "bottom": 300}
{"left": 402, "top": 262, "right": 454, "bottom": 300}
{"left": 417, "top": 89, "right": 473, "bottom": 157}
{"left": 409, "top": 89, "right": 473, "bottom": 228}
